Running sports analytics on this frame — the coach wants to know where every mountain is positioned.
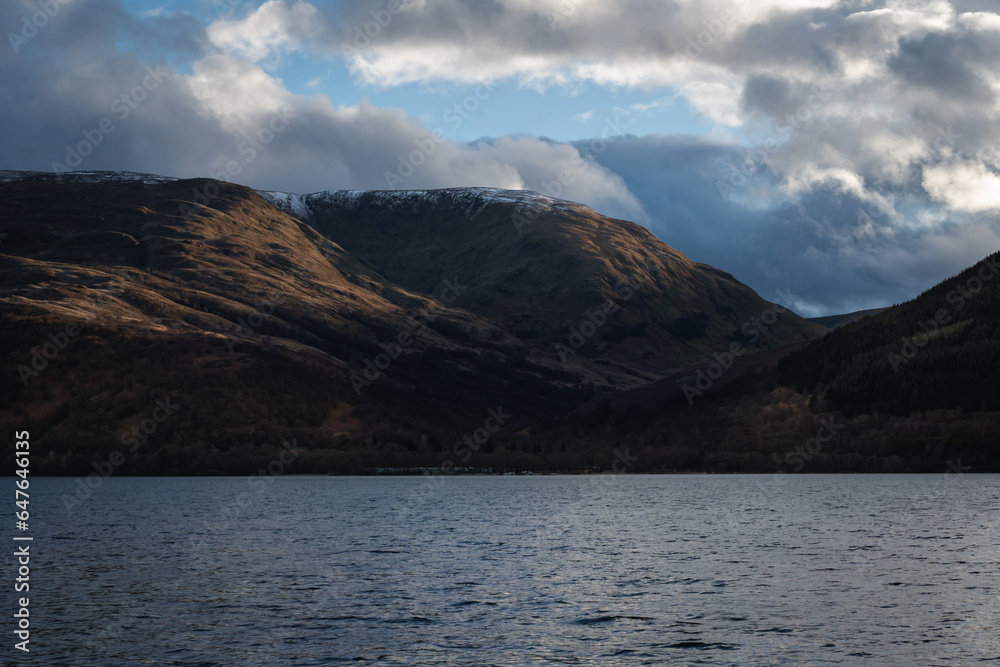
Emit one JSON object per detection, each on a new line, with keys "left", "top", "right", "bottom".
{"left": 541, "top": 251, "right": 1000, "bottom": 472}
{"left": 258, "top": 186, "right": 826, "bottom": 378}
{"left": 809, "top": 307, "right": 887, "bottom": 330}
{"left": 778, "top": 252, "right": 1000, "bottom": 416}
{"left": 0, "top": 171, "right": 824, "bottom": 475}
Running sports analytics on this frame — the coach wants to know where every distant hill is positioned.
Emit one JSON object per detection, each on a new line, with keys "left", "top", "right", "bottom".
{"left": 778, "top": 252, "right": 1000, "bottom": 416}
{"left": 809, "top": 307, "right": 887, "bottom": 330}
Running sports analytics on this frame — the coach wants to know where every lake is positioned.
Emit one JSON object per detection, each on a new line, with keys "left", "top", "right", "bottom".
{"left": 21, "top": 474, "right": 1000, "bottom": 665}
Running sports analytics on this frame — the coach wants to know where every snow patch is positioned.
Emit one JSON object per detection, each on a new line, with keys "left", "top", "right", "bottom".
{"left": 256, "top": 186, "right": 589, "bottom": 221}
{"left": 257, "top": 190, "right": 312, "bottom": 220}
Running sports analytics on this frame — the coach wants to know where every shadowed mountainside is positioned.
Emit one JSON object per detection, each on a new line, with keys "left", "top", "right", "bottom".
{"left": 261, "top": 186, "right": 826, "bottom": 376}
{"left": 538, "top": 252, "right": 1000, "bottom": 472}
{"left": 778, "top": 252, "right": 1000, "bottom": 416}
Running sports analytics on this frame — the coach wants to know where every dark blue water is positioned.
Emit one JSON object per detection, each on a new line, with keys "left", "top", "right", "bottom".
{"left": 16, "top": 474, "right": 1000, "bottom": 665}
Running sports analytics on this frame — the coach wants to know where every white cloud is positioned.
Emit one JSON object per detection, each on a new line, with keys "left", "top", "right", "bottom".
{"left": 923, "top": 162, "right": 1000, "bottom": 213}
{"left": 679, "top": 80, "right": 743, "bottom": 126}
{"left": 141, "top": 4, "right": 170, "bottom": 18}
{"left": 477, "top": 136, "right": 648, "bottom": 221}
{"left": 207, "top": 0, "right": 319, "bottom": 62}
{"left": 186, "top": 55, "right": 294, "bottom": 131}
{"left": 958, "top": 11, "right": 1000, "bottom": 32}
{"left": 623, "top": 95, "right": 677, "bottom": 118}
{"left": 783, "top": 164, "right": 867, "bottom": 199}
{"left": 173, "top": 51, "right": 645, "bottom": 217}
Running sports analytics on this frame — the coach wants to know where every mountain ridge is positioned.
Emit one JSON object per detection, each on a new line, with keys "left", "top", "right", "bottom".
{"left": 2, "top": 170, "right": 996, "bottom": 473}
{"left": 0, "top": 170, "right": 826, "bottom": 474}
{"left": 809, "top": 308, "right": 888, "bottom": 330}
{"left": 257, "top": 181, "right": 826, "bottom": 376}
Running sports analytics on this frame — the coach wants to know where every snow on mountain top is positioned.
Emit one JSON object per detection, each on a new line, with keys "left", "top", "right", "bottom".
{"left": 303, "top": 187, "right": 565, "bottom": 206}
{"left": 256, "top": 190, "right": 311, "bottom": 220}
{"left": 259, "top": 186, "right": 587, "bottom": 221}
{"left": 0, "top": 169, "right": 589, "bottom": 219}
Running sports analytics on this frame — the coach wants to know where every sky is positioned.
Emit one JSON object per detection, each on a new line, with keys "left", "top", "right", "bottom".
{"left": 2, "top": 0, "right": 1000, "bottom": 316}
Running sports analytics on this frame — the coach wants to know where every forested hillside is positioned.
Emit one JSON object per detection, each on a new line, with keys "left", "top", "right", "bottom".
{"left": 777, "top": 252, "right": 1000, "bottom": 415}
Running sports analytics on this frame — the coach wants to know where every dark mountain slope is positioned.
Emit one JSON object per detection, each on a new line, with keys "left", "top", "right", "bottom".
{"left": 264, "top": 188, "right": 827, "bottom": 378}
{"left": 533, "top": 251, "right": 1000, "bottom": 472}
{"left": 3, "top": 172, "right": 994, "bottom": 473}
{"left": 777, "top": 251, "right": 1000, "bottom": 415}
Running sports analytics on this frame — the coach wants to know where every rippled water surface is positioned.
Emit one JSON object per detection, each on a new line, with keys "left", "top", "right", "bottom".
{"left": 23, "top": 474, "right": 1000, "bottom": 665}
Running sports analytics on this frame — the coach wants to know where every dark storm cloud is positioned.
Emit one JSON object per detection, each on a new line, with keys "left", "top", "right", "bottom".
{"left": 586, "top": 134, "right": 996, "bottom": 316}
{"left": 740, "top": 75, "right": 793, "bottom": 120}
{"left": 888, "top": 32, "right": 993, "bottom": 101}
{"left": 0, "top": 1, "right": 229, "bottom": 174}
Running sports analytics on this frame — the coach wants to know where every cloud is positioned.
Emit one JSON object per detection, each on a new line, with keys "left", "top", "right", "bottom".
{"left": 474, "top": 136, "right": 648, "bottom": 222}
{"left": 623, "top": 96, "right": 676, "bottom": 117}
{"left": 322, "top": 0, "right": 844, "bottom": 90}
{"left": 186, "top": 54, "right": 295, "bottom": 130}
{"left": 586, "top": 134, "right": 1000, "bottom": 317}
{"left": 680, "top": 80, "right": 743, "bottom": 126}
{"left": 206, "top": 0, "right": 319, "bottom": 62}
{"left": 0, "top": 1, "right": 643, "bottom": 217}
{"left": 141, "top": 4, "right": 170, "bottom": 19}
{"left": 923, "top": 161, "right": 1000, "bottom": 213}
{"left": 2, "top": 0, "right": 999, "bottom": 315}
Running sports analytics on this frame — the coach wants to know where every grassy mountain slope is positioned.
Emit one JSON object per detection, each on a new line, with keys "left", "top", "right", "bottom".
{"left": 269, "top": 188, "right": 827, "bottom": 378}
{"left": 0, "top": 177, "right": 583, "bottom": 473}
